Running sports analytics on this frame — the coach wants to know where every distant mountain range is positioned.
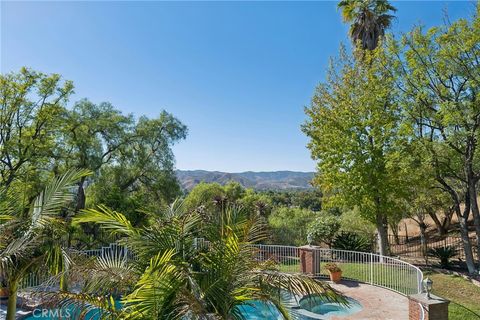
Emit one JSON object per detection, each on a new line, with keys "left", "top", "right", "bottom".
{"left": 176, "top": 170, "right": 315, "bottom": 191}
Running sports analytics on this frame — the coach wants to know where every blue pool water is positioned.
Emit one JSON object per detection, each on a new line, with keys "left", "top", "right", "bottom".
{"left": 237, "top": 300, "right": 285, "bottom": 320}
{"left": 299, "top": 295, "right": 362, "bottom": 318}
{"left": 22, "top": 297, "right": 362, "bottom": 319}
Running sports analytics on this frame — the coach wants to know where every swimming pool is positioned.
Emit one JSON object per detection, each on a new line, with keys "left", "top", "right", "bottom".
{"left": 21, "top": 296, "right": 361, "bottom": 319}
{"left": 299, "top": 295, "right": 362, "bottom": 318}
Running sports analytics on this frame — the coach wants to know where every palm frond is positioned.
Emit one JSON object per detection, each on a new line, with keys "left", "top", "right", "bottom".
{"left": 75, "top": 205, "right": 137, "bottom": 236}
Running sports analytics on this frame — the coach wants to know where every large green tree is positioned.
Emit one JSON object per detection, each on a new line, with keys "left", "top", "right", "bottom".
{"left": 303, "top": 47, "right": 408, "bottom": 256}
{"left": 0, "top": 68, "right": 74, "bottom": 196}
{"left": 387, "top": 9, "right": 480, "bottom": 272}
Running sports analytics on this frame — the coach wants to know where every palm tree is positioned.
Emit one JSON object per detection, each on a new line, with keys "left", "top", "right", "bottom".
{"left": 0, "top": 169, "right": 89, "bottom": 320}
{"left": 338, "top": 0, "right": 396, "bottom": 50}
{"left": 58, "top": 201, "right": 344, "bottom": 319}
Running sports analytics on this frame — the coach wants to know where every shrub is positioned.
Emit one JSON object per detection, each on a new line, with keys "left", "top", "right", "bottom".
{"left": 268, "top": 207, "right": 317, "bottom": 246}
{"left": 428, "top": 246, "right": 457, "bottom": 268}
{"left": 332, "top": 232, "right": 372, "bottom": 252}
{"left": 307, "top": 213, "right": 341, "bottom": 246}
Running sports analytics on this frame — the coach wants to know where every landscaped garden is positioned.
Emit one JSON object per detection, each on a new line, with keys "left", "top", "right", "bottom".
{"left": 2, "top": 0, "right": 480, "bottom": 319}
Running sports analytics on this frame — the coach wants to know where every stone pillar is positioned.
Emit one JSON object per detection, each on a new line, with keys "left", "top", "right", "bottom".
{"left": 408, "top": 293, "right": 449, "bottom": 320}
{"left": 299, "top": 245, "right": 321, "bottom": 275}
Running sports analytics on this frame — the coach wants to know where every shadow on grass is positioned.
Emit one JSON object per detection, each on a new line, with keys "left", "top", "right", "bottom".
{"left": 450, "top": 301, "right": 480, "bottom": 319}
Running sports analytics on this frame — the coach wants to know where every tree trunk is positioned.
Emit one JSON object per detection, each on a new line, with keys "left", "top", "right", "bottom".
{"left": 6, "top": 280, "right": 17, "bottom": 320}
{"left": 390, "top": 222, "right": 400, "bottom": 245}
{"left": 468, "top": 176, "right": 480, "bottom": 263}
{"left": 455, "top": 195, "right": 476, "bottom": 273}
{"left": 404, "top": 222, "right": 409, "bottom": 242}
{"left": 437, "top": 175, "right": 477, "bottom": 273}
{"left": 428, "top": 210, "right": 447, "bottom": 236}
{"left": 419, "top": 223, "right": 428, "bottom": 265}
{"left": 376, "top": 213, "right": 389, "bottom": 257}
{"left": 75, "top": 176, "right": 87, "bottom": 213}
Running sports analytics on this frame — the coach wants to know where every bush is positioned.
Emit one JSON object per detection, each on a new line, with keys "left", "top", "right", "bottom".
{"left": 268, "top": 207, "right": 317, "bottom": 246}
{"left": 332, "top": 232, "right": 372, "bottom": 252}
{"left": 307, "top": 212, "right": 341, "bottom": 246}
{"left": 428, "top": 246, "right": 457, "bottom": 268}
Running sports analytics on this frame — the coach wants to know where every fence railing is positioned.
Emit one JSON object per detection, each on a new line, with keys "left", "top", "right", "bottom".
{"left": 254, "top": 244, "right": 423, "bottom": 296}
{"left": 388, "top": 234, "right": 478, "bottom": 261}
{"left": 21, "top": 243, "right": 423, "bottom": 297}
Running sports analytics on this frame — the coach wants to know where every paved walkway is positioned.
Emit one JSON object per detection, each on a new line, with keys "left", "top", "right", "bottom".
{"left": 328, "top": 280, "right": 409, "bottom": 320}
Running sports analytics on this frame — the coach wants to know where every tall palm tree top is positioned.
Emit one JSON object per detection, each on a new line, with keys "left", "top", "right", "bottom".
{"left": 338, "top": 0, "right": 397, "bottom": 50}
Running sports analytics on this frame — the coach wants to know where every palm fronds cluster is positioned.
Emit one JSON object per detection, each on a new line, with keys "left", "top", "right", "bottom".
{"left": 0, "top": 169, "right": 91, "bottom": 320}
{"left": 48, "top": 201, "right": 344, "bottom": 319}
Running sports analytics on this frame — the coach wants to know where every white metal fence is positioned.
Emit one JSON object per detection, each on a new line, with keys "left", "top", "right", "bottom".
{"left": 20, "top": 243, "right": 423, "bottom": 297}
{"left": 254, "top": 244, "right": 423, "bottom": 296}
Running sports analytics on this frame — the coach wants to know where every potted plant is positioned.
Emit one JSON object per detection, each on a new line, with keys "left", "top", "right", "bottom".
{"left": 324, "top": 263, "right": 342, "bottom": 283}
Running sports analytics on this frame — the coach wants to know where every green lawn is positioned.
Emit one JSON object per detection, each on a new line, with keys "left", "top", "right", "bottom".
{"left": 278, "top": 259, "right": 420, "bottom": 295}
{"left": 278, "top": 260, "right": 480, "bottom": 319}
{"left": 425, "top": 271, "right": 480, "bottom": 320}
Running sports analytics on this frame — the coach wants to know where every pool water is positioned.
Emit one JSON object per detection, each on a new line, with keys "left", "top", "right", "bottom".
{"left": 237, "top": 301, "right": 285, "bottom": 320}
{"left": 299, "top": 295, "right": 362, "bottom": 318}
{"left": 22, "top": 296, "right": 362, "bottom": 319}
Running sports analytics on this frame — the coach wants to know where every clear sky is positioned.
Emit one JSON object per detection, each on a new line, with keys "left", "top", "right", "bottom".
{"left": 1, "top": 1, "right": 476, "bottom": 172}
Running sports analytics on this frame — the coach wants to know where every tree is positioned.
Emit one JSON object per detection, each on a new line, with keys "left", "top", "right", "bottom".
{"left": 0, "top": 170, "right": 88, "bottom": 320}
{"left": 183, "top": 182, "right": 226, "bottom": 213}
{"left": 338, "top": 0, "right": 396, "bottom": 50}
{"left": 268, "top": 207, "right": 317, "bottom": 246}
{"left": 0, "top": 68, "right": 74, "bottom": 195}
{"left": 59, "top": 99, "right": 133, "bottom": 212}
{"left": 303, "top": 46, "right": 408, "bottom": 256}
{"left": 307, "top": 212, "right": 341, "bottom": 247}
{"left": 386, "top": 9, "right": 480, "bottom": 272}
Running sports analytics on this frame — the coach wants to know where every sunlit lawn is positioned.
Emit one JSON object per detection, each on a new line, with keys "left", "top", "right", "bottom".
{"left": 278, "top": 259, "right": 419, "bottom": 295}
{"left": 425, "top": 271, "right": 480, "bottom": 320}
{"left": 280, "top": 260, "right": 480, "bottom": 319}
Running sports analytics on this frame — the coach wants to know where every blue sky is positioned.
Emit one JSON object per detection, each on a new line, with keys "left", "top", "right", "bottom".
{"left": 1, "top": 1, "right": 475, "bottom": 172}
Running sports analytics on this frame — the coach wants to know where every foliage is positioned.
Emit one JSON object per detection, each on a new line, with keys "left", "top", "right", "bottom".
{"left": 332, "top": 232, "right": 372, "bottom": 252}
{"left": 303, "top": 45, "right": 410, "bottom": 255}
{"left": 307, "top": 212, "right": 341, "bottom": 247}
{"left": 339, "top": 208, "right": 376, "bottom": 236}
{"left": 0, "top": 68, "right": 74, "bottom": 197}
{"left": 1, "top": 68, "right": 187, "bottom": 238}
{"left": 64, "top": 202, "right": 345, "bottom": 319}
{"left": 237, "top": 188, "right": 273, "bottom": 217}
{"left": 0, "top": 169, "right": 89, "bottom": 320}
{"left": 338, "top": 0, "right": 396, "bottom": 50}
{"left": 264, "top": 190, "right": 322, "bottom": 212}
{"left": 324, "top": 263, "right": 342, "bottom": 273}
{"left": 386, "top": 6, "right": 480, "bottom": 272}
{"left": 183, "top": 182, "right": 226, "bottom": 212}
{"left": 428, "top": 246, "right": 458, "bottom": 269}
{"left": 268, "top": 207, "right": 317, "bottom": 246}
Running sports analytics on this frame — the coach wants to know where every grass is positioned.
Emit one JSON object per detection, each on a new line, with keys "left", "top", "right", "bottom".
{"left": 425, "top": 271, "right": 480, "bottom": 320}
{"left": 278, "top": 259, "right": 420, "bottom": 295}
{"left": 277, "top": 257, "right": 480, "bottom": 319}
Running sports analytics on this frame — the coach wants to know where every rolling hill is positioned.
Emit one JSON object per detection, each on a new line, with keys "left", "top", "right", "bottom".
{"left": 176, "top": 170, "right": 315, "bottom": 191}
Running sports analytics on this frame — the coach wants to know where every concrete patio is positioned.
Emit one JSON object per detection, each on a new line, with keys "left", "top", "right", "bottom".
{"left": 328, "top": 280, "right": 408, "bottom": 320}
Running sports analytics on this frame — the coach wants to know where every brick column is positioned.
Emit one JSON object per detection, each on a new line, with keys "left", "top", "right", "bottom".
{"left": 408, "top": 293, "right": 449, "bottom": 320}
{"left": 299, "top": 245, "right": 321, "bottom": 275}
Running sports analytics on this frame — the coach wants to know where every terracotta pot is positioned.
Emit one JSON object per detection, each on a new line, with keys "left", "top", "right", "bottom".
{"left": 0, "top": 287, "right": 9, "bottom": 298}
{"left": 329, "top": 271, "right": 342, "bottom": 283}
